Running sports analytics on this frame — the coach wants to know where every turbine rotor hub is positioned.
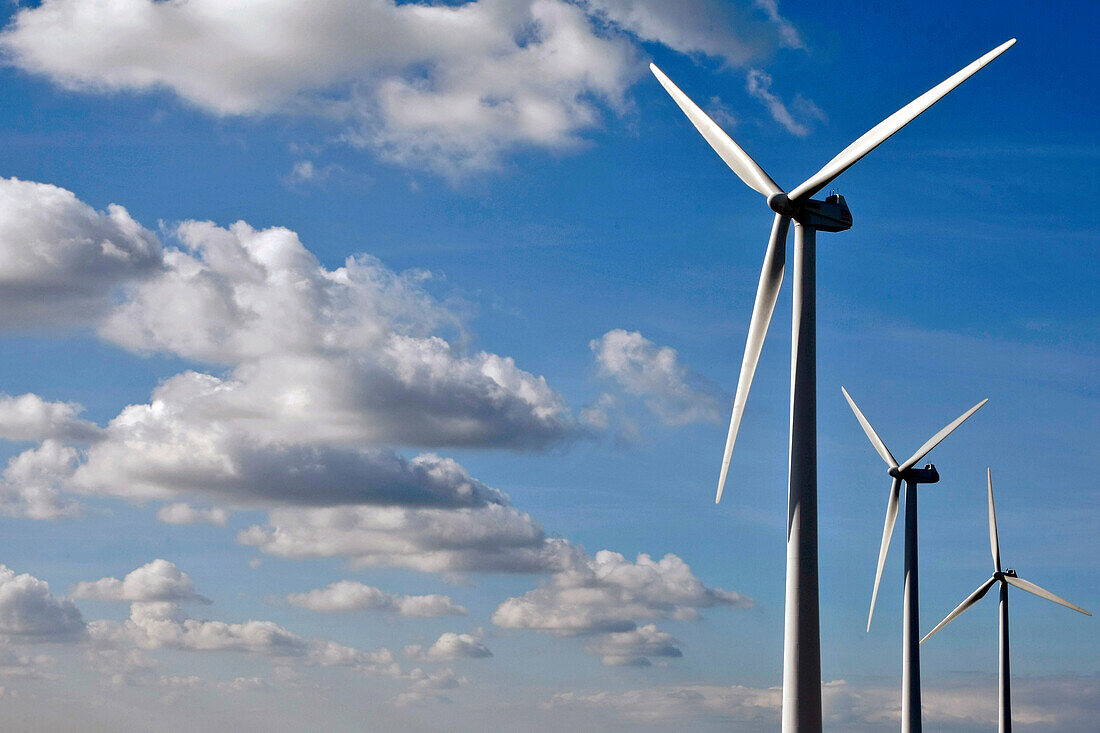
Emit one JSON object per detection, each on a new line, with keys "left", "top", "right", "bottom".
{"left": 767, "top": 192, "right": 795, "bottom": 216}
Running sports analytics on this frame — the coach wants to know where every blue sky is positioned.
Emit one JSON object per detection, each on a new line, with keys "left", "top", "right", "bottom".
{"left": 0, "top": 0, "right": 1094, "bottom": 730}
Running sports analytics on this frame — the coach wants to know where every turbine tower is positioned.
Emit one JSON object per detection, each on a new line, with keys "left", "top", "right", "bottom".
{"left": 921, "top": 469, "right": 1091, "bottom": 733}
{"left": 650, "top": 39, "right": 1015, "bottom": 731}
{"left": 842, "top": 387, "right": 986, "bottom": 732}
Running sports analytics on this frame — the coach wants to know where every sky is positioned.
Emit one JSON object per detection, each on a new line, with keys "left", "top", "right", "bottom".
{"left": 0, "top": 0, "right": 1095, "bottom": 730}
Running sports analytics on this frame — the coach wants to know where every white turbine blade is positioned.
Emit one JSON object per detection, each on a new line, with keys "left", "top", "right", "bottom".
{"left": 716, "top": 214, "right": 790, "bottom": 503}
{"left": 867, "top": 476, "right": 902, "bottom": 631}
{"left": 841, "top": 387, "right": 899, "bottom": 469}
{"left": 920, "top": 577, "right": 997, "bottom": 644}
{"left": 650, "top": 63, "right": 783, "bottom": 198}
{"left": 988, "top": 468, "right": 1002, "bottom": 573}
{"left": 788, "top": 39, "right": 1016, "bottom": 204}
{"left": 897, "top": 398, "right": 988, "bottom": 473}
{"left": 1005, "top": 575, "right": 1092, "bottom": 616}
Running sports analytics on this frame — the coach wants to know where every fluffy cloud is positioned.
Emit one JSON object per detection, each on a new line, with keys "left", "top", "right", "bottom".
{"left": 404, "top": 632, "right": 491, "bottom": 662}
{"left": 0, "top": 178, "right": 580, "bottom": 596}
{"left": 584, "top": 624, "right": 681, "bottom": 667}
{"left": 394, "top": 666, "right": 465, "bottom": 706}
{"left": 0, "top": 192, "right": 573, "bottom": 513}
{"left": 104, "top": 600, "right": 307, "bottom": 655}
{"left": 0, "top": 394, "right": 103, "bottom": 443}
{"left": 590, "top": 330, "right": 725, "bottom": 426}
{"left": 98, "top": 220, "right": 572, "bottom": 451}
{"left": 0, "top": 177, "right": 161, "bottom": 327}
{"left": 240, "top": 504, "right": 579, "bottom": 574}
{"left": 72, "top": 385, "right": 512, "bottom": 507}
{"left": 0, "top": 1, "right": 805, "bottom": 174}
{"left": 0, "top": 441, "right": 81, "bottom": 519}
{"left": 286, "top": 580, "right": 465, "bottom": 617}
{"left": 492, "top": 551, "right": 748, "bottom": 664}
{"left": 1, "top": 0, "right": 636, "bottom": 174}
{"left": 0, "top": 565, "right": 85, "bottom": 642}
{"left": 72, "top": 559, "right": 210, "bottom": 604}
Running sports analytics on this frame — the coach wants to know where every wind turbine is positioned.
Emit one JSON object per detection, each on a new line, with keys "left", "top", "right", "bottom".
{"left": 921, "top": 469, "right": 1091, "bottom": 733}
{"left": 650, "top": 38, "right": 1015, "bottom": 731}
{"left": 842, "top": 387, "right": 986, "bottom": 732}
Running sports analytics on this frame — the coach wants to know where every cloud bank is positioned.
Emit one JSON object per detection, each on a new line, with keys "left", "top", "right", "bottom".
{"left": 1, "top": 0, "right": 807, "bottom": 174}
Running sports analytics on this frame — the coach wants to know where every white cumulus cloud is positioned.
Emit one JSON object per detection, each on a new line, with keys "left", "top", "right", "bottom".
{"left": 286, "top": 580, "right": 465, "bottom": 617}
{"left": 0, "top": 0, "right": 806, "bottom": 174}
{"left": 72, "top": 559, "right": 210, "bottom": 604}
{"left": 404, "top": 632, "right": 491, "bottom": 662}
{"left": 0, "top": 393, "right": 103, "bottom": 443}
{"left": 492, "top": 550, "right": 750, "bottom": 636}
{"left": 240, "top": 504, "right": 580, "bottom": 574}
{"left": 0, "top": 565, "right": 85, "bottom": 642}
{"left": 584, "top": 623, "right": 681, "bottom": 667}
{"left": 0, "top": 177, "right": 162, "bottom": 327}
{"left": 590, "top": 329, "right": 725, "bottom": 425}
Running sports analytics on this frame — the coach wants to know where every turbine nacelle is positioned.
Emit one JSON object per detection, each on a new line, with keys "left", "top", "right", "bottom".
{"left": 888, "top": 463, "right": 939, "bottom": 483}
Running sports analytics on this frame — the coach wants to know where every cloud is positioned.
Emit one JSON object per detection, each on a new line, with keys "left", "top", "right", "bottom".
{"left": 752, "top": 0, "right": 804, "bottom": 50}
{"left": 0, "top": 441, "right": 81, "bottom": 519}
{"left": 745, "top": 68, "right": 824, "bottom": 137}
{"left": 240, "top": 504, "right": 580, "bottom": 574}
{"left": 0, "top": 0, "right": 636, "bottom": 175}
{"left": 404, "top": 632, "right": 491, "bottom": 662}
{"left": 492, "top": 550, "right": 749, "bottom": 663}
{"left": 72, "top": 384, "right": 513, "bottom": 506}
{"left": 0, "top": 177, "right": 162, "bottom": 327}
{"left": 302, "top": 640, "right": 401, "bottom": 676}
{"left": 286, "top": 580, "right": 466, "bottom": 617}
{"left": 0, "top": 191, "right": 574, "bottom": 513}
{"left": 98, "top": 219, "right": 573, "bottom": 451}
{"left": 0, "top": 394, "right": 103, "bottom": 443}
{"left": 0, "top": 178, "right": 580, "bottom": 591}
{"left": 584, "top": 624, "right": 682, "bottom": 667}
{"left": 72, "top": 559, "right": 210, "bottom": 604}
{"left": 540, "top": 677, "right": 1100, "bottom": 729}
{"left": 0, "top": 649, "right": 58, "bottom": 679}
{"left": 582, "top": 0, "right": 801, "bottom": 63}
{"left": 590, "top": 329, "right": 725, "bottom": 425}
{"left": 394, "top": 667, "right": 465, "bottom": 706}
{"left": 155, "top": 503, "right": 229, "bottom": 526}
{"left": 74, "top": 560, "right": 408, "bottom": 672}
{"left": 0, "top": 1, "right": 804, "bottom": 174}
{"left": 0, "top": 565, "right": 85, "bottom": 642}
{"left": 101, "top": 600, "right": 308, "bottom": 655}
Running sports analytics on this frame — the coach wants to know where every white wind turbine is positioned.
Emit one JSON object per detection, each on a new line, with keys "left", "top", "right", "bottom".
{"left": 651, "top": 39, "right": 1015, "bottom": 731}
{"left": 921, "top": 469, "right": 1091, "bottom": 733}
{"left": 842, "top": 387, "right": 986, "bottom": 733}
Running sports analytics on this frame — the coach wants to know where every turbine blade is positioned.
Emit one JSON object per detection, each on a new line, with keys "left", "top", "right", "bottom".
{"left": 988, "top": 468, "right": 1002, "bottom": 573}
{"left": 920, "top": 577, "right": 997, "bottom": 644}
{"left": 867, "top": 476, "right": 902, "bottom": 631}
{"left": 1005, "top": 576, "right": 1092, "bottom": 616}
{"left": 716, "top": 214, "right": 790, "bottom": 502}
{"left": 841, "top": 387, "right": 899, "bottom": 468}
{"left": 788, "top": 39, "right": 1016, "bottom": 204}
{"left": 897, "top": 398, "right": 988, "bottom": 473}
{"left": 650, "top": 63, "right": 783, "bottom": 198}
